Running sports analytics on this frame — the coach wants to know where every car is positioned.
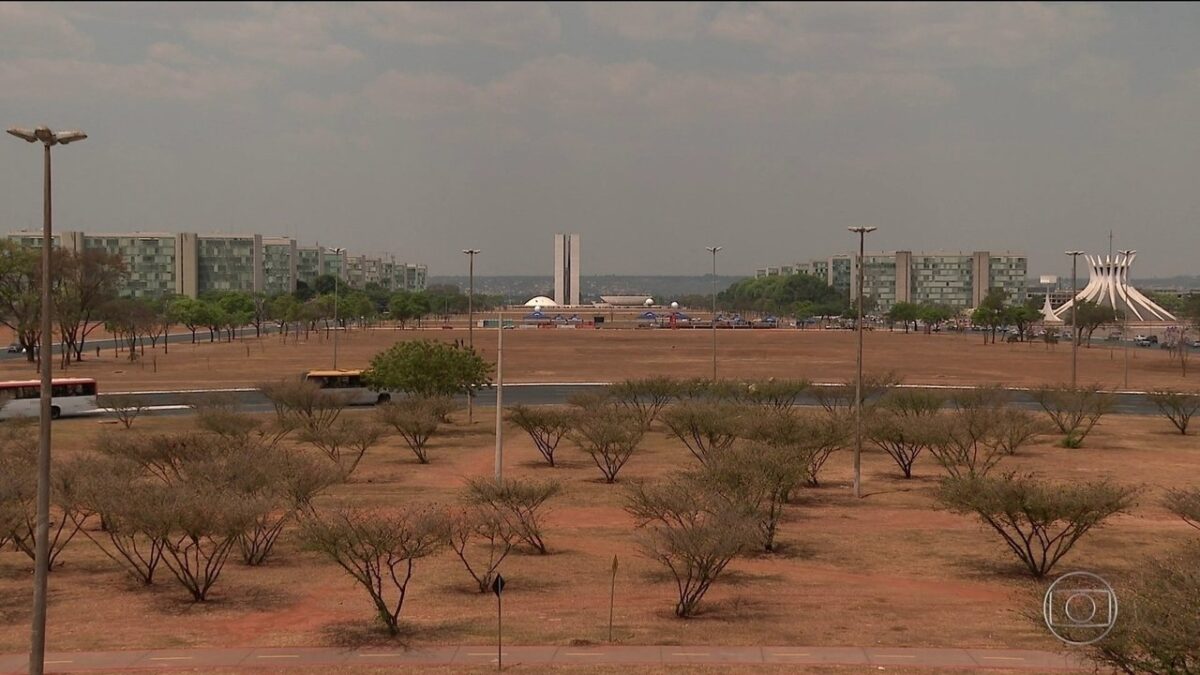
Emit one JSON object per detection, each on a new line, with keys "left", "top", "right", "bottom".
{"left": 1135, "top": 338, "right": 1154, "bottom": 347}
{"left": 6, "top": 343, "right": 23, "bottom": 353}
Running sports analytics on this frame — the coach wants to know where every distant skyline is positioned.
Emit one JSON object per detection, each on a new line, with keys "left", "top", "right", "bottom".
{"left": 3, "top": 3, "right": 1199, "bottom": 279}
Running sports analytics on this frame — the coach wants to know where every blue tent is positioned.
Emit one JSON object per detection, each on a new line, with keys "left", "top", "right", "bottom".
{"left": 524, "top": 310, "right": 547, "bottom": 320}
{"left": 638, "top": 311, "right": 657, "bottom": 320}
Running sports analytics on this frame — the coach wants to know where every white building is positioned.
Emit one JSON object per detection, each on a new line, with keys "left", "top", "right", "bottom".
{"left": 553, "top": 233, "right": 580, "bottom": 306}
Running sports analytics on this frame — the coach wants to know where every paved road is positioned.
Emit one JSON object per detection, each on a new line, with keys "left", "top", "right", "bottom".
{"left": 0, "top": 644, "right": 1091, "bottom": 672}
{"left": 95, "top": 382, "right": 1168, "bottom": 418}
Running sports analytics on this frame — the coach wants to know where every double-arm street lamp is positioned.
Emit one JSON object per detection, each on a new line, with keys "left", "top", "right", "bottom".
{"left": 848, "top": 226, "right": 876, "bottom": 499}
{"left": 8, "top": 124, "right": 87, "bottom": 675}
{"left": 705, "top": 246, "right": 722, "bottom": 380}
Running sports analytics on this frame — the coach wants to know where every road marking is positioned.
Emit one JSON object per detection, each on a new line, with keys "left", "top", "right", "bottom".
{"left": 771, "top": 652, "right": 812, "bottom": 657}
{"left": 467, "top": 652, "right": 507, "bottom": 656}
{"left": 358, "top": 653, "right": 406, "bottom": 657}
{"left": 982, "top": 656, "right": 1025, "bottom": 661}
{"left": 563, "top": 652, "right": 605, "bottom": 656}
{"left": 256, "top": 654, "right": 300, "bottom": 658}
{"left": 875, "top": 654, "right": 917, "bottom": 658}
{"left": 670, "top": 652, "right": 711, "bottom": 656}
{"left": 149, "top": 656, "right": 194, "bottom": 661}
{"left": 45, "top": 661, "right": 73, "bottom": 664}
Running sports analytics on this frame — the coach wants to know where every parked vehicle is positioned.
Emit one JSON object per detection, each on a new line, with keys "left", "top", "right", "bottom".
{"left": 6, "top": 343, "right": 24, "bottom": 353}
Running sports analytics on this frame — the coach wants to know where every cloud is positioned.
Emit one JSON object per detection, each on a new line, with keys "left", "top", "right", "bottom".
{"left": 353, "top": 2, "right": 561, "bottom": 48}
{"left": 707, "top": 2, "right": 1110, "bottom": 69}
{"left": 0, "top": 2, "right": 94, "bottom": 56}
{"left": 0, "top": 57, "right": 270, "bottom": 102}
{"left": 585, "top": 2, "right": 707, "bottom": 41}
{"left": 186, "top": 4, "right": 363, "bottom": 68}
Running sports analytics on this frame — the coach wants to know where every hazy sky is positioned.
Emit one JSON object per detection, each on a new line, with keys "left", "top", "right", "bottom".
{"left": 2, "top": 2, "right": 1199, "bottom": 279}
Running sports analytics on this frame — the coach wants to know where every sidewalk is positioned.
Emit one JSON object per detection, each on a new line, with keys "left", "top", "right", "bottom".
{"left": 0, "top": 644, "right": 1091, "bottom": 672}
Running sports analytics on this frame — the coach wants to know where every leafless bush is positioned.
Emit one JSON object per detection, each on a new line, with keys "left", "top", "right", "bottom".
{"left": 661, "top": 401, "right": 745, "bottom": 465}
{"left": 235, "top": 450, "right": 340, "bottom": 566}
{"left": 507, "top": 405, "right": 574, "bottom": 467}
{"left": 376, "top": 397, "right": 443, "bottom": 464}
{"left": 465, "top": 476, "right": 560, "bottom": 554}
{"left": 607, "top": 377, "right": 679, "bottom": 426}
{"left": 569, "top": 405, "right": 647, "bottom": 483}
{"left": 739, "top": 411, "right": 849, "bottom": 488}
{"left": 157, "top": 484, "right": 260, "bottom": 600}
{"left": 259, "top": 378, "right": 349, "bottom": 433}
{"left": 444, "top": 506, "right": 518, "bottom": 593}
{"left": 927, "top": 403, "right": 1044, "bottom": 479}
{"left": 740, "top": 379, "right": 810, "bottom": 414}
{"left": 1165, "top": 487, "right": 1200, "bottom": 532}
{"left": 1030, "top": 385, "right": 1114, "bottom": 447}
{"left": 811, "top": 372, "right": 900, "bottom": 415}
{"left": 699, "top": 444, "right": 804, "bottom": 552}
{"left": 866, "top": 390, "right": 945, "bottom": 478}
{"left": 624, "top": 475, "right": 757, "bottom": 617}
{"left": 1147, "top": 389, "right": 1200, "bottom": 435}
{"left": 0, "top": 438, "right": 91, "bottom": 570}
{"left": 104, "top": 393, "right": 151, "bottom": 429}
{"left": 675, "top": 378, "right": 744, "bottom": 402}
{"left": 302, "top": 507, "right": 444, "bottom": 635}
{"left": 300, "top": 419, "right": 386, "bottom": 477}
{"left": 939, "top": 472, "right": 1136, "bottom": 578}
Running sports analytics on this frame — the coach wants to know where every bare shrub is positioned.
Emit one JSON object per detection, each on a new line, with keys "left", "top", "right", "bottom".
{"left": 661, "top": 401, "right": 745, "bottom": 465}
{"left": 1090, "top": 542, "right": 1200, "bottom": 673}
{"left": 376, "top": 397, "right": 443, "bottom": 464}
{"left": 444, "top": 506, "right": 518, "bottom": 593}
{"left": 71, "top": 463, "right": 169, "bottom": 584}
{"left": 104, "top": 393, "right": 151, "bottom": 429}
{"left": 928, "top": 403, "right": 1044, "bottom": 479}
{"left": 0, "top": 441, "right": 91, "bottom": 570}
{"left": 506, "top": 405, "right": 574, "bottom": 467}
{"left": 259, "top": 378, "right": 349, "bottom": 433}
{"left": 1165, "top": 487, "right": 1200, "bottom": 531}
{"left": 465, "top": 476, "right": 560, "bottom": 554}
{"left": 235, "top": 450, "right": 339, "bottom": 566}
{"left": 97, "top": 431, "right": 227, "bottom": 484}
{"left": 624, "top": 475, "right": 757, "bottom": 617}
{"left": 302, "top": 507, "right": 443, "bottom": 635}
{"left": 158, "top": 484, "right": 260, "bottom": 600}
{"left": 300, "top": 419, "right": 386, "bottom": 477}
{"left": 811, "top": 372, "right": 900, "bottom": 415}
{"left": 1030, "top": 385, "right": 1114, "bottom": 447}
{"left": 607, "top": 377, "right": 679, "bottom": 426}
{"left": 699, "top": 444, "right": 805, "bottom": 552}
{"left": 676, "top": 378, "right": 744, "bottom": 402}
{"left": 740, "top": 411, "right": 849, "bottom": 488}
{"left": 939, "top": 473, "right": 1136, "bottom": 578}
{"left": 1147, "top": 389, "right": 1200, "bottom": 435}
{"left": 866, "top": 390, "right": 945, "bottom": 478}
{"left": 569, "top": 405, "right": 647, "bottom": 483}
{"left": 740, "top": 379, "right": 810, "bottom": 414}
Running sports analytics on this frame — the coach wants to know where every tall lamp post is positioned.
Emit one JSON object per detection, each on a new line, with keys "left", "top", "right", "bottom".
{"left": 1119, "top": 249, "right": 1135, "bottom": 390}
{"left": 705, "top": 246, "right": 722, "bottom": 380}
{"left": 8, "top": 124, "right": 87, "bottom": 675}
{"left": 332, "top": 247, "right": 345, "bottom": 370}
{"left": 1066, "top": 251, "right": 1085, "bottom": 388}
{"left": 848, "top": 226, "right": 876, "bottom": 499}
{"left": 463, "top": 249, "right": 480, "bottom": 423}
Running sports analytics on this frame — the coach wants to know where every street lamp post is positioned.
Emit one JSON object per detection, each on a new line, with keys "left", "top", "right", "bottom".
{"left": 705, "top": 246, "right": 722, "bottom": 380}
{"left": 8, "top": 124, "right": 87, "bottom": 675}
{"left": 463, "top": 249, "right": 480, "bottom": 423}
{"left": 848, "top": 226, "right": 876, "bottom": 500}
{"left": 1066, "top": 251, "right": 1085, "bottom": 388}
{"left": 332, "top": 247, "right": 345, "bottom": 370}
{"left": 1119, "top": 249, "right": 1135, "bottom": 390}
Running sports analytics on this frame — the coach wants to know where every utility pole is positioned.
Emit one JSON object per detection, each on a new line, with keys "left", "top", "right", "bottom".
{"left": 463, "top": 249, "right": 480, "bottom": 423}
{"left": 1119, "top": 249, "right": 1135, "bottom": 389}
{"left": 705, "top": 246, "right": 722, "bottom": 380}
{"left": 848, "top": 226, "right": 876, "bottom": 499}
{"left": 494, "top": 310, "right": 504, "bottom": 481}
{"left": 332, "top": 247, "right": 345, "bottom": 370}
{"left": 1066, "top": 251, "right": 1085, "bottom": 388}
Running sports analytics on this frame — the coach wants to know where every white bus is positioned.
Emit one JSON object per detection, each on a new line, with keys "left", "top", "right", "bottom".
{"left": 303, "top": 370, "right": 392, "bottom": 406}
{"left": 0, "top": 378, "right": 99, "bottom": 420}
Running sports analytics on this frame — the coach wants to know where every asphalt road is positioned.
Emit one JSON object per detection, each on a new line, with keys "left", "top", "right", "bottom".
{"left": 0, "top": 644, "right": 1091, "bottom": 672}
{"left": 94, "top": 382, "right": 1168, "bottom": 417}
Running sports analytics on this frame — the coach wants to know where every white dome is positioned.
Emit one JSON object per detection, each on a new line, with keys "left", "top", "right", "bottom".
{"left": 644, "top": 298, "right": 654, "bottom": 307}
{"left": 524, "top": 296, "right": 558, "bottom": 307}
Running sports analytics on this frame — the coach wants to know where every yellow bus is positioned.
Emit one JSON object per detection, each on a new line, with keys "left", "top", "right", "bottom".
{"left": 302, "top": 369, "right": 392, "bottom": 406}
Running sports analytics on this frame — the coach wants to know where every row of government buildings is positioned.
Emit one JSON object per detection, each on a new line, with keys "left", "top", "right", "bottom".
{"left": 755, "top": 250, "right": 1028, "bottom": 312}
{"left": 4, "top": 230, "right": 427, "bottom": 299}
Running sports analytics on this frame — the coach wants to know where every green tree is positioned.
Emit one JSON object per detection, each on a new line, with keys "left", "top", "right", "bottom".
{"left": 971, "top": 289, "right": 1008, "bottom": 344}
{"left": 364, "top": 340, "right": 492, "bottom": 398}
{"left": 1004, "top": 301, "right": 1043, "bottom": 342}
{"left": 917, "top": 304, "right": 954, "bottom": 333}
{"left": 887, "top": 302, "right": 921, "bottom": 333}
{"left": 168, "top": 296, "right": 205, "bottom": 344}
{"left": 0, "top": 240, "right": 44, "bottom": 361}
{"left": 1072, "top": 300, "right": 1117, "bottom": 347}
{"left": 313, "top": 274, "right": 338, "bottom": 296}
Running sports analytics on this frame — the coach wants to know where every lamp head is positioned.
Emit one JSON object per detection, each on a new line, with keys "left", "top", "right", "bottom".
{"left": 56, "top": 131, "right": 87, "bottom": 145}
{"left": 6, "top": 128, "right": 38, "bottom": 143}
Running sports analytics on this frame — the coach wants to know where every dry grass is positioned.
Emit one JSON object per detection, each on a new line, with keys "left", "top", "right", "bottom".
{"left": 0, "top": 405, "right": 1196, "bottom": 657}
{"left": 0, "top": 326, "right": 1194, "bottom": 393}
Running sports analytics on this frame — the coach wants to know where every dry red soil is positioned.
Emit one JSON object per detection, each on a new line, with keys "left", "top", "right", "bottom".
{"left": 0, "top": 407, "right": 1196, "bottom": 658}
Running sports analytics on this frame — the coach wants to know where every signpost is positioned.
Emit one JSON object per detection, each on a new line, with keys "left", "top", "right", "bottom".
{"left": 492, "top": 573, "right": 506, "bottom": 670}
